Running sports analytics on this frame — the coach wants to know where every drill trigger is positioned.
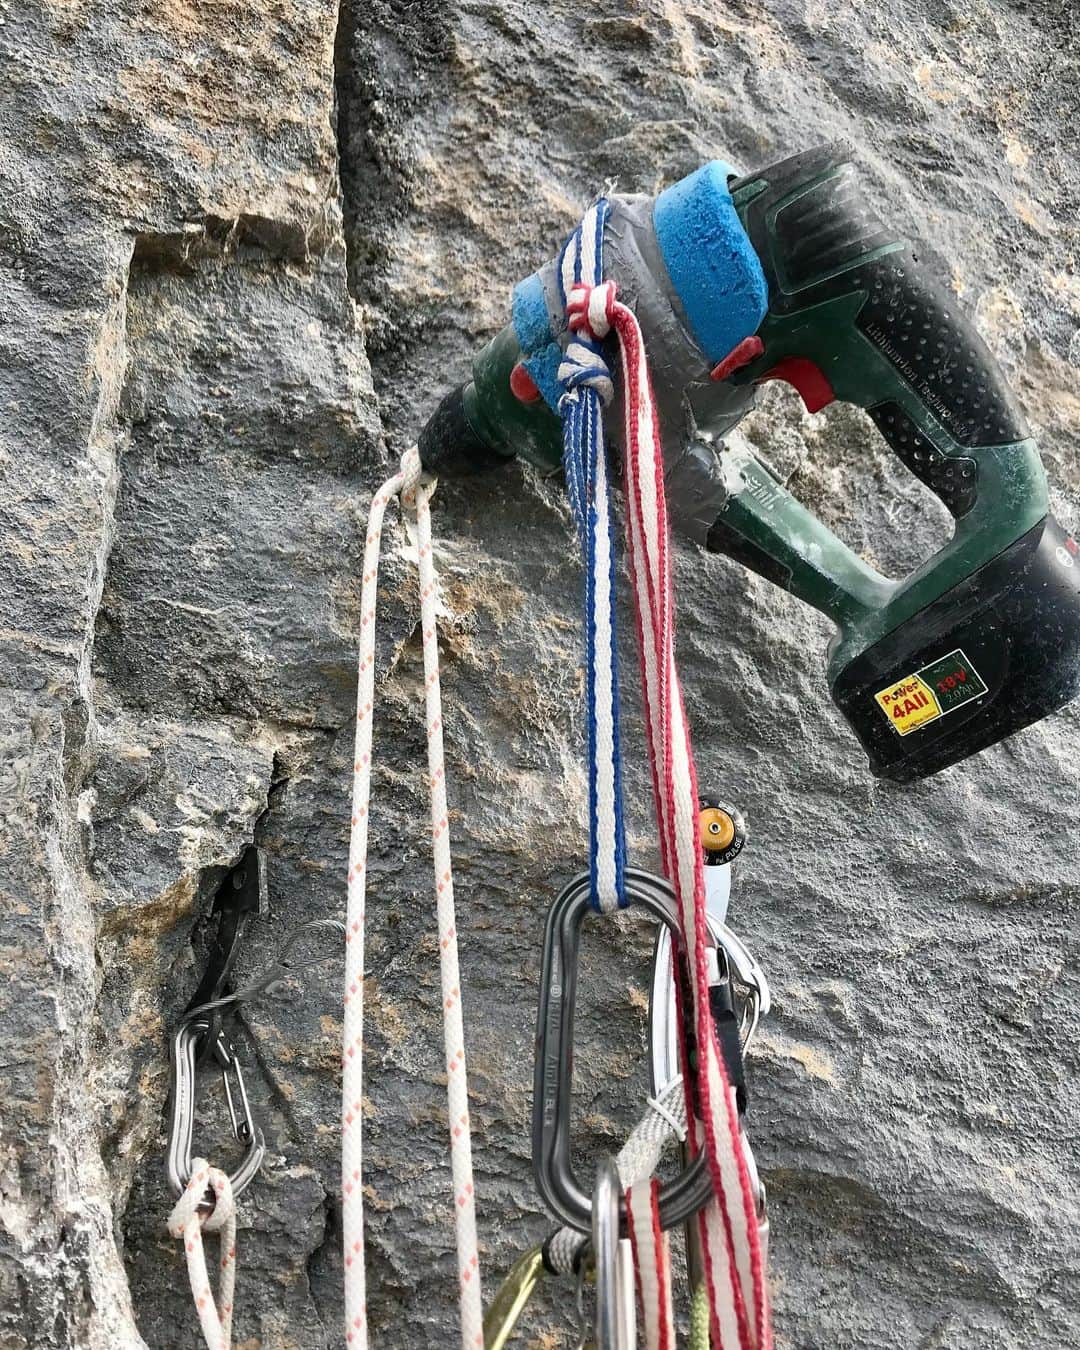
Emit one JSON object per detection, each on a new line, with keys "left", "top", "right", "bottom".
{"left": 757, "top": 357, "right": 835, "bottom": 413}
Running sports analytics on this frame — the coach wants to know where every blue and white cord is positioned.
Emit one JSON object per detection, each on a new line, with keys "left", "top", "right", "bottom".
{"left": 556, "top": 200, "right": 627, "bottom": 913}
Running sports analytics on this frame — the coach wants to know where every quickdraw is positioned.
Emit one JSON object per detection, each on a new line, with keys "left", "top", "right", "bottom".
{"left": 164, "top": 846, "right": 341, "bottom": 1346}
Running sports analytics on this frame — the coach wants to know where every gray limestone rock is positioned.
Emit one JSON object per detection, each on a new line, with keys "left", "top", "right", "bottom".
{"left": 1, "top": 0, "right": 1077, "bottom": 1346}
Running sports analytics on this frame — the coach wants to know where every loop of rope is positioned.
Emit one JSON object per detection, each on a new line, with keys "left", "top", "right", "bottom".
{"left": 343, "top": 445, "right": 483, "bottom": 1349}
{"left": 567, "top": 279, "right": 617, "bottom": 340}
{"left": 167, "top": 1158, "right": 237, "bottom": 1350}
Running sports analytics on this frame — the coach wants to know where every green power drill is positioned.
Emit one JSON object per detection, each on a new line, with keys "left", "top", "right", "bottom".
{"left": 417, "top": 143, "right": 1080, "bottom": 782}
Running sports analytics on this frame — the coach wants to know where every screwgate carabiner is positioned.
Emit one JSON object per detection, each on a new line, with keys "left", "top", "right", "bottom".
{"left": 533, "top": 868, "right": 714, "bottom": 1233}
{"left": 649, "top": 914, "right": 770, "bottom": 1098}
{"left": 649, "top": 882, "right": 770, "bottom": 1232}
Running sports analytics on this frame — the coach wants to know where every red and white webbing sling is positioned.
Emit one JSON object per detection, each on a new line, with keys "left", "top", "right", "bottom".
{"left": 557, "top": 201, "right": 772, "bottom": 1350}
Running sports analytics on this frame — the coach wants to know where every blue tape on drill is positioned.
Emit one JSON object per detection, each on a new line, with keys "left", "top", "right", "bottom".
{"left": 523, "top": 344, "right": 565, "bottom": 414}
{"left": 513, "top": 272, "right": 564, "bottom": 412}
{"left": 511, "top": 273, "right": 553, "bottom": 353}
{"left": 652, "top": 160, "right": 769, "bottom": 365}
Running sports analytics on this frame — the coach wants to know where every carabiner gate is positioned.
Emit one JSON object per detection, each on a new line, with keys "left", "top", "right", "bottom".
{"left": 649, "top": 913, "right": 770, "bottom": 1098}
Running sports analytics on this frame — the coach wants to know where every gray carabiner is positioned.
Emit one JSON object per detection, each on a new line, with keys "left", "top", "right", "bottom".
{"left": 167, "top": 1015, "right": 266, "bottom": 1207}
{"left": 532, "top": 868, "right": 713, "bottom": 1234}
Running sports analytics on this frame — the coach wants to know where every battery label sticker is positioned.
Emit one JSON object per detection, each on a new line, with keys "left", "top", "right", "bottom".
{"left": 874, "top": 649, "right": 987, "bottom": 736}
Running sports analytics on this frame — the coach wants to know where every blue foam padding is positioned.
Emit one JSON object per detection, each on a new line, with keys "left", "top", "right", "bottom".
{"left": 523, "top": 343, "right": 565, "bottom": 414}
{"left": 512, "top": 273, "right": 553, "bottom": 354}
{"left": 512, "top": 272, "right": 564, "bottom": 413}
{"left": 653, "top": 160, "right": 768, "bottom": 365}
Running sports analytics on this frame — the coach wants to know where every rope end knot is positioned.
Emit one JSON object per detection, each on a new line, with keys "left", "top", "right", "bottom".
{"left": 558, "top": 282, "right": 618, "bottom": 409}
{"left": 567, "top": 281, "right": 617, "bottom": 340}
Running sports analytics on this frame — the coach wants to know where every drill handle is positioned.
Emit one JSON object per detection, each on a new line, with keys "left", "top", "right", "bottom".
{"left": 733, "top": 144, "right": 1045, "bottom": 518}
{"left": 722, "top": 146, "right": 1049, "bottom": 669}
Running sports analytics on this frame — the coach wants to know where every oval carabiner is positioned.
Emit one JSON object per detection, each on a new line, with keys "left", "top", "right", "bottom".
{"left": 532, "top": 868, "right": 713, "bottom": 1234}
{"left": 167, "top": 1016, "right": 266, "bottom": 1208}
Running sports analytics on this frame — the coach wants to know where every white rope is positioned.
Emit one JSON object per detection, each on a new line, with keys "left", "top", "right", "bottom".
{"left": 167, "top": 1158, "right": 238, "bottom": 1350}
{"left": 343, "top": 446, "right": 483, "bottom": 1348}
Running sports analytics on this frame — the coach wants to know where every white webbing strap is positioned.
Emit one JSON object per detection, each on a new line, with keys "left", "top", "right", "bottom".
{"left": 343, "top": 447, "right": 483, "bottom": 1348}
{"left": 627, "top": 1179, "right": 676, "bottom": 1350}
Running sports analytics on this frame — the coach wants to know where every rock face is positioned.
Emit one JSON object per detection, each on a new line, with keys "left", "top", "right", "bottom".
{"left": 1, "top": 0, "right": 1078, "bottom": 1346}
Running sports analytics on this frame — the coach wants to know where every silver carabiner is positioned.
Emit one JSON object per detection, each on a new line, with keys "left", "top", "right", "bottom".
{"left": 649, "top": 912, "right": 770, "bottom": 1098}
{"left": 166, "top": 1016, "right": 266, "bottom": 1209}
{"left": 166, "top": 840, "right": 343, "bottom": 1213}
{"left": 592, "top": 1156, "right": 620, "bottom": 1350}
{"left": 649, "top": 912, "right": 770, "bottom": 1235}
{"left": 572, "top": 1157, "right": 635, "bottom": 1350}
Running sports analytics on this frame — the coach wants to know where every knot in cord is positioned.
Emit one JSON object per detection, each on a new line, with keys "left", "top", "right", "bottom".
{"left": 567, "top": 280, "right": 617, "bottom": 340}
{"left": 557, "top": 341, "right": 614, "bottom": 408}
{"left": 558, "top": 281, "right": 618, "bottom": 408}
{"left": 168, "top": 1159, "right": 235, "bottom": 1236}
{"left": 169, "top": 1159, "right": 239, "bottom": 1350}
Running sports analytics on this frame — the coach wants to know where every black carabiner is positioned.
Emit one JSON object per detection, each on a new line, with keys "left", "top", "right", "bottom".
{"left": 532, "top": 868, "right": 713, "bottom": 1234}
